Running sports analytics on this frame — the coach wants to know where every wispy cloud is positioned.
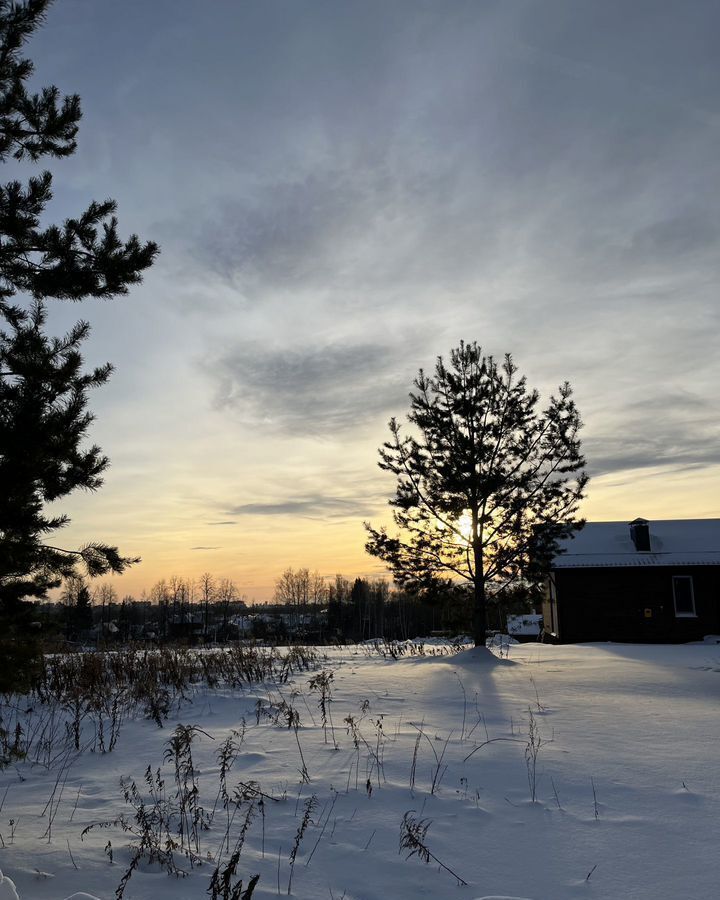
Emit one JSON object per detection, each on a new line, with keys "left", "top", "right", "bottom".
{"left": 209, "top": 340, "right": 417, "bottom": 434}
{"left": 227, "top": 495, "right": 376, "bottom": 520}
{"left": 587, "top": 392, "right": 720, "bottom": 477}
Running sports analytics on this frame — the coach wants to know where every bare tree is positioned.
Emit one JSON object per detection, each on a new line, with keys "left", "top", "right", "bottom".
{"left": 216, "top": 577, "right": 239, "bottom": 637}
{"left": 199, "top": 572, "right": 215, "bottom": 641}
{"left": 92, "top": 583, "right": 118, "bottom": 640}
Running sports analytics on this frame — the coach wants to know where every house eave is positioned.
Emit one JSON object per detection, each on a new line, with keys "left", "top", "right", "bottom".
{"left": 552, "top": 553, "right": 720, "bottom": 569}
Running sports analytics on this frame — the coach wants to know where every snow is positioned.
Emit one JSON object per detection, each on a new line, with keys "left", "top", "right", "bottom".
{"left": 1, "top": 641, "right": 720, "bottom": 899}
{"left": 0, "top": 869, "right": 19, "bottom": 900}
{"left": 553, "top": 518, "right": 720, "bottom": 567}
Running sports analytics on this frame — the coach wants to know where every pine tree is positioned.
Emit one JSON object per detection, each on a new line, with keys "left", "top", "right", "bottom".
{"left": 365, "top": 342, "right": 588, "bottom": 646}
{"left": 60, "top": 573, "right": 93, "bottom": 636}
{"left": 0, "top": 1, "right": 158, "bottom": 610}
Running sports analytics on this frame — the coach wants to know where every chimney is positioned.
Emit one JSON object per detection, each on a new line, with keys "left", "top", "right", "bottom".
{"left": 629, "top": 518, "right": 651, "bottom": 552}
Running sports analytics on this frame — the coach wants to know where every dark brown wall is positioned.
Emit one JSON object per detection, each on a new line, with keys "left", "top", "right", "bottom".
{"left": 545, "top": 566, "right": 720, "bottom": 643}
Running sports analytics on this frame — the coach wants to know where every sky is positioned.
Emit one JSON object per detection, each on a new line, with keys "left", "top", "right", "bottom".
{"left": 24, "top": 0, "right": 720, "bottom": 601}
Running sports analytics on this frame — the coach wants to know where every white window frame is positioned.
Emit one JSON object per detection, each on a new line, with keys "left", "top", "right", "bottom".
{"left": 672, "top": 575, "right": 696, "bottom": 618}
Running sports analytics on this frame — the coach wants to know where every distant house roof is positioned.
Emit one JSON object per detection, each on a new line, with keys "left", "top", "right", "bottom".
{"left": 552, "top": 518, "right": 720, "bottom": 568}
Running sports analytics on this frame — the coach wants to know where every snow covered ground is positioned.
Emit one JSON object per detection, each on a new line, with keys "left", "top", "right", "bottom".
{"left": 1, "top": 640, "right": 719, "bottom": 900}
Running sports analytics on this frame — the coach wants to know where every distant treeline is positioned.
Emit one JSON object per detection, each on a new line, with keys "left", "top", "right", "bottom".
{"left": 27, "top": 568, "right": 539, "bottom": 645}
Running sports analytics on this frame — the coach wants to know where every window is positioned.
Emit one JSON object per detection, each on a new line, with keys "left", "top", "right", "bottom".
{"left": 672, "top": 576, "right": 696, "bottom": 617}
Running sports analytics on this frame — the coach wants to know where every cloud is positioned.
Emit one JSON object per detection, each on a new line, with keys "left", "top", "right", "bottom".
{"left": 627, "top": 212, "right": 720, "bottom": 262}
{"left": 209, "top": 340, "right": 417, "bottom": 434}
{"left": 586, "top": 392, "right": 720, "bottom": 476}
{"left": 227, "top": 496, "right": 374, "bottom": 519}
{"left": 186, "top": 160, "right": 503, "bottom": 304}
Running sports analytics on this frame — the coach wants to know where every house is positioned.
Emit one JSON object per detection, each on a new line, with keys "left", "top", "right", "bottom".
{"left": 543, "top": 518, "right": 720, "bottom": 643}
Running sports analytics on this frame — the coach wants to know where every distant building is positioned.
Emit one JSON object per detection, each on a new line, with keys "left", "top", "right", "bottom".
{"left": 544, "top": 518, "right": 720, "bottom": 643}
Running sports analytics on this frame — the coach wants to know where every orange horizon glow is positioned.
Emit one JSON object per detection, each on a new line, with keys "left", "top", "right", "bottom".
{"left": 62, "top": 463, "right": 720, "bottom": 604}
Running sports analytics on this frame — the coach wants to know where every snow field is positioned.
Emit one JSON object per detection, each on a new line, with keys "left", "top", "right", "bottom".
{"left": 0, "top": 642, "right": 719, "bottom": 899}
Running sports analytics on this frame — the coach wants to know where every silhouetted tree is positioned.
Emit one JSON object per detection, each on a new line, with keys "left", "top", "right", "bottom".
{"left": 274, "top": 567, "right": 325, "bottom": 632}
{"left": 199, "top": 571, "right": 214, "bottom": 640}
{"left": 75, "top": 583, "right": 93, "bottom": 630}
{"left": 326, "top": 574, "right": 352, "bottom": 639}
{"left": 365, "top": 342, "right": 587, "bottom": 646}
{"left": 60, "top": 573, "right": 92, "bottom": 636}
{"left": 0, "top": 0, "right": 158, "bottom": 610}
{"left": 150, "top": 578, "right": 171, "bottom": 639}
{"left": 92, "top": 583, "right": 117, "bottom": 640}
{"left": 216, "top": 577, "right": 239, "bottom": 637}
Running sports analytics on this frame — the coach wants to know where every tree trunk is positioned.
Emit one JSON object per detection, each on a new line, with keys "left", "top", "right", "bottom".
{"left": 472, "top": 523, "right": 487, "bottom": 646}
{"left": 472, "top": 576, "right": 487, "bottom": 646}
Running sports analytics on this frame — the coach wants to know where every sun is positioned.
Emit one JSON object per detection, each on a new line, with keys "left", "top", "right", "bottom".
{"left": 457, "top": 512, "right": 473, "bottom": 542}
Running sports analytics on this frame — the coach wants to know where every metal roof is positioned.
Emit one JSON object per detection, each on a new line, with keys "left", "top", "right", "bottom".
{"left": 552, "top": 519, "right": 720, "bottom": 569}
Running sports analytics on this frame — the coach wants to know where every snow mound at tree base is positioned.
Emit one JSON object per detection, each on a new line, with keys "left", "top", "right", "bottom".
{"left": 0, "top": 870, "right": 18, "bottom": 900}
{"left": 0, "top": 873, "right": 100, "bottom": 900}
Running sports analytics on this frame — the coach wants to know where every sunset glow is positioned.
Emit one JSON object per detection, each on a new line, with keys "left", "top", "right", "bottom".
{"left": 25, "top": 0, "right": 720, "bottom": 603}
